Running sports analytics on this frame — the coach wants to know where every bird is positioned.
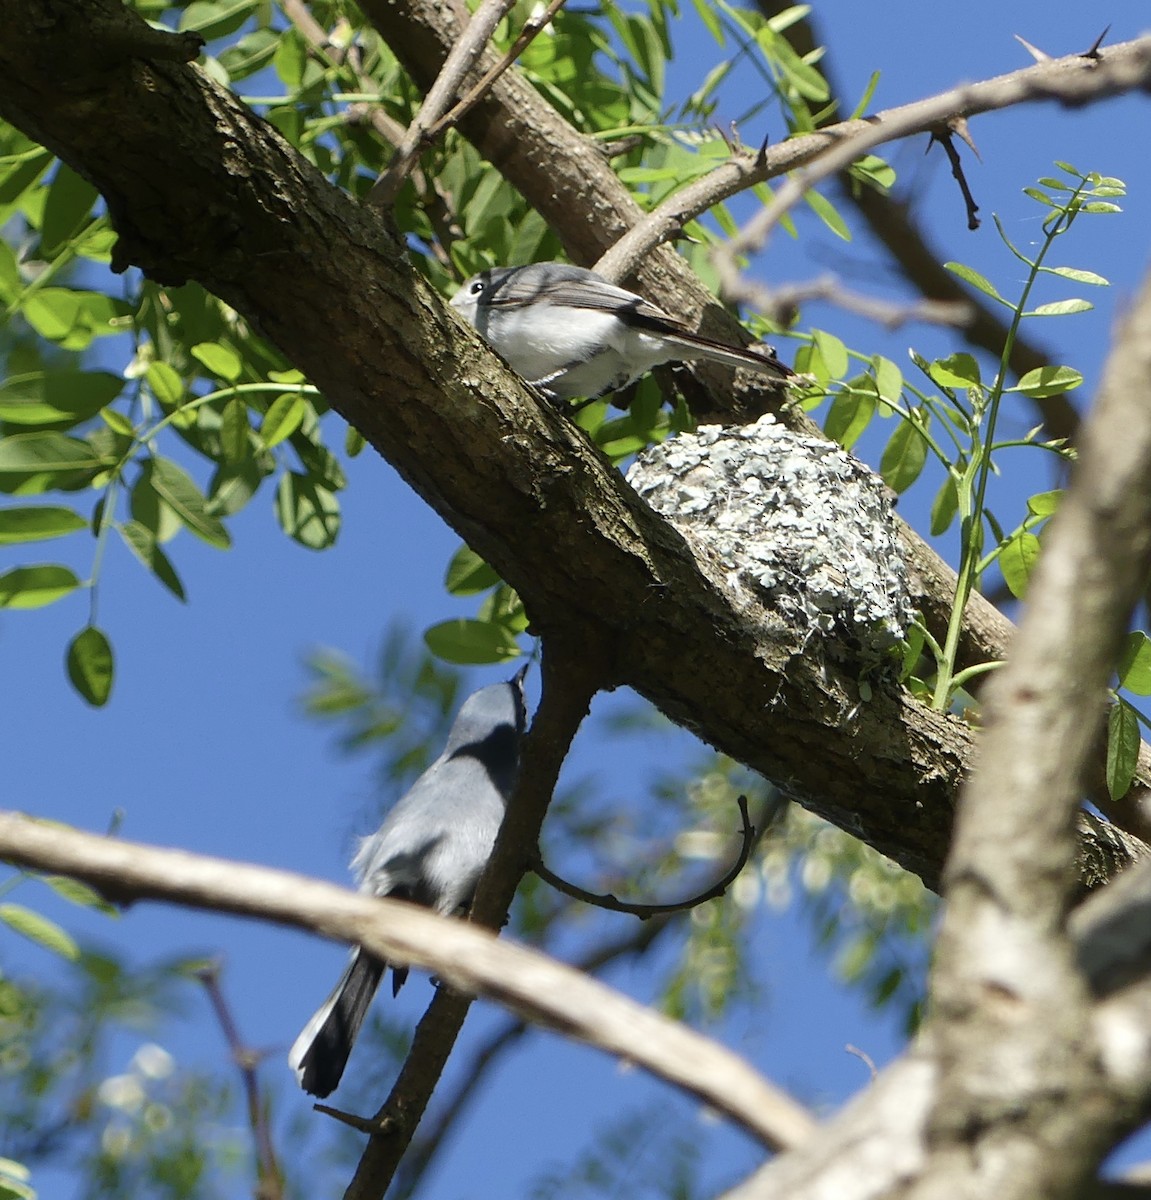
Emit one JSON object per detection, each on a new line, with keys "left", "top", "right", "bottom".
{"left": 289, "top": 667, "right": 528, "bottom": 1098}
{"left": 449, "top": 261, "right": 792, "bottom": 402}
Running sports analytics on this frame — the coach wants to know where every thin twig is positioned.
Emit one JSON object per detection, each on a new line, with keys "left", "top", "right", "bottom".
{"left": 533, "top": 795, "right": 764, "bottom": 918}
{"left": 195, "top": 962, "right": 285, "bottom": 1200}
{"left": 368, "top": 0, "right": 518, "bottom": 207}
{"left": 927, "top": 125, "right": 980, "bottom": 231}
{"left": 713, "top": 39, "right": 1151, "bottom": 300}
{"left": 590, "top": 37, "right": 1151, "bottom": 287}
{"left": 724, "top": 272, "right": 974, "bottom": 330}
{"left": 425, "top": 0, "right": 568, "bottom": 140}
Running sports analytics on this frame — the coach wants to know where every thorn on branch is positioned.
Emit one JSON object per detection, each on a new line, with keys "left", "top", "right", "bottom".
{"left": 532, "top": 794, "right": 766, "bottom": 918}
{"left": 1083, "top": 26, "right": 1111, "bottom": 61}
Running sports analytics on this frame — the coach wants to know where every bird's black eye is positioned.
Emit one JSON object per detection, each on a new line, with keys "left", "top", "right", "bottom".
{"left": 469, "top": 279, "right": 485, "bottom": 296}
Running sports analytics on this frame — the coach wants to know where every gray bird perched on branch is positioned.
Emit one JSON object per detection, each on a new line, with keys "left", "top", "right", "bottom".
{"left": 450, "top": 261, "right": 791, "bottom": 402}
{"left": 289, "top": 667, "right": 529, "bottom": 1098}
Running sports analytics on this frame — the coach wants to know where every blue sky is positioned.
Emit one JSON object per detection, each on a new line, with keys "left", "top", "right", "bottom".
{"left": 4, "top": 1, "right": 1151, "bottom": 1196}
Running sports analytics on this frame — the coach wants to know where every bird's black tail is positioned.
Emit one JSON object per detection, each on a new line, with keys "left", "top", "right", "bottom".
{"left": 289, "top": 949, "right": 386, "bottom": 1098}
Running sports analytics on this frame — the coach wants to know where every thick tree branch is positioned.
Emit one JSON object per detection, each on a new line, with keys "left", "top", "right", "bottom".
{"left": 0, "top": 0, "right": 1145, "bottom": 898}
{"left": 362, "top": 0, "right": 1151, "bottom": 825}
{"left": 0, "top": 810, "right": 818, "bottom": 1154}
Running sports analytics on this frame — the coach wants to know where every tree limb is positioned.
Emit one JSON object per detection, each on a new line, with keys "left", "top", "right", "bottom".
{"left": 0, "top": 810, "right": 819, "bottom": 1155}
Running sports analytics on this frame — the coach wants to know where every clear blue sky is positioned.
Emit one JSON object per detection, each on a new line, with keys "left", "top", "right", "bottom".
{"left": 4, "top": 1, "right": 1150, "bottom": 1195}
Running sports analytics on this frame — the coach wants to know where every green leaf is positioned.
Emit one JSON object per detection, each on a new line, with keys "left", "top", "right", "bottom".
{"left": 42, "top": 874, "right": 117, "bottom": 915}
{"left": 872, "top": 355, "right": 903, "bottom": 406}
{"left": 1079, "top": 201, "right": 1122, "bottom": 214}
{"left": 0, "top": 564, "right": 80, "bottom": 609}
{"left": 218, "top": 27, "right": 279, "bottom": 80}
{"left": 220, "top": 396, "right": 251, "bottom": 462}
{"left": 424, "top": 618, "right": 521, "bottom": 664}
{"left": 67, "top": 626, "right": 114, "bottom": 706}
{"left": 804, "top": 189, "right": 850, "bottom": 241}
{"left": 0, "top": 903, "right": 79, "bottom": 960}
{"left": 690, "top": 0, "right": 725, "bottom": 42}
{"left": 117, "top": 521, "right": 187, "bottom": 601}
{"left": 1118, "top": 631, "right": 1151, "bottom": 696}
{"left": 823, "top": 383, "right": 875, "bottom": 449}
{"left": 445, "top": 545, "right": 501, "bottom": 595}
{"left": 149, "top": 457, "right": 231, "bottom": 548}
{"left": 0, "top": 370, "right": 124, "bottom": 426}
{"left": 40, "top": 164, "right": 99, "bottom": 255}
{"left": 849, "top": 70, "right": 881, "bottom": 119}
{"left": 930, "top": 475, "right": 958, "bottom": 536}
{"left": 260, "top": 392, "right": 307, "bottom": 448}
{"left": 929, "top": 353, "right": 981, "bottom": 389}
{"left": 1014, "top": 365, "right": 1083, "bottom": 397}
{"left": 179, "top": 0, "right": 257, "bottom": 40}
{"left": 190, "top": 341, "right": 243, "bottom": 383}
{"left": 275, "top": 471, "right": 340, "bottom": 549}
{"left": 0, "top": 505, "right": 86, "bottom": 544}
{"left": 944, "top": 261, "right": 1006, "bottom": 304}
{"left": 1107, "top": 700, "right": 1141, "bottom": 801}
{"left": 1043, "top": 265, "right": 1109, "bottom": 286}
{"left": 1024, "top": 299, "right": 1093, "bottom": 317}
{"left": 812, "top": 330, "right": 848, "bottom": 379}
{"left": 146, "top": 361, "right": 185, "bottom": 407}
{"left": 1026, "top": 490, "right": 1062, "bottom": 518}
{"left": 879, "top": 416, "right": 927, "bottom": 493}
{"left": 999, "top": 531, "right": 1040, "bottom": 599}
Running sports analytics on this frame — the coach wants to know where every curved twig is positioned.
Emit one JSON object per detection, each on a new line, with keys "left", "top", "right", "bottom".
{"left": 533, "top": 794, "right": 766, "bottom": 918}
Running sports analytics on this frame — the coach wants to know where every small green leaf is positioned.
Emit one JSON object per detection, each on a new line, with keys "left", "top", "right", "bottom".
{"left": 812, "top": 330, "right": 848, "bottom": 379}
{"left": 999, "top": 531, "right": 1040, "bottom": 599}
{"left": 1024, "top": 299, "right": 1093, "bottom": 317}
{"left": 117, "top": 522, "right": 187, "bottom": 601}
{"left": 1026, "top": 490, "right": 1062, "bottom": 518}
{"left": 1079, "top": 201, "right": 1122, "bottom": 214}
{"left": 67, "top": 626, "right": 114, "bottom": 706}
{"left": 0, "top": 564, "right": 80, "bottom": 609}
{"left": 150, "top": 457, "right": 231, "bottom": 548}
{"left": 345, "top": 426, "right": 366, "bottom": 457}
{"left": 41, "top": 164, "right": 99, "bottom": 255}
{"left": 1043, "top": 266, "right": 1109, "bottom": 286}
{"left": 275, "top": 471, "right": 340, "bottom": 549}
{"left": 0, "top": 506, "right": 86, "bottom": 544}
{"left": 880, "top": 416, "right": 927, "bottom": 493}
{"left": 191, "top": 342, "right": 243, "bottom": 383}
{"left": 424, "top": 619, "right": 521, "bottom": 664}
{"left": 446, "top": 545, "right": 501, "bottom": 595}
{"left": 260, "top": 392, "right": 306, "bottom": 448}
{"left": 804, "top": 190, "right": 850, "bottom": 241}
{"left": 944, "top": 262, "right": 1006, "bottom": 304}
{"left": 1118, "top": 631, "right": 1151, "bottom": 696}
{"left": 823, "top": 383, "right": 876, "bottom": 449}
{"left": 146, "top": 361, "right": 185, "bottom": 407}
{"left": 872, "top": 355, "right": 903, "bottom": 406}
{"left": 1014, "top": 365, "right": 1083, "bottom": 397}
{"left": 0, "top": 370, "right": 124, "bottom": 426}
{"left": 1107, "top": 700, "right": 1141, "bottom": 800}
{"left": 42, "top": 874, "right": 117, "bottom": 914}
{"left": 930, "top": 475, "right": 958, "bottom": 536}
{"left": 929, "top": 353, "right": 981, "bottom": 389}
{"left": 220, "top": 396, "right": 251, "bottom": 461}
{"left": 0, "top": 903, "right": 79, "bottom": 960}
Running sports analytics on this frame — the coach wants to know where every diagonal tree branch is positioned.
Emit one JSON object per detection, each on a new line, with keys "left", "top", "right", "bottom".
{"left": 0, "top": 0, "right": 1145, "bottom": 901}
{"left": 0, "top": 810, "right": 819, "bottom": 1155}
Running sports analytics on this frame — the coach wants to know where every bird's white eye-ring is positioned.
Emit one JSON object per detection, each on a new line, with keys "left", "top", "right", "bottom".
{"left": 469, "top": 279, "right": 486, "bottom": 296}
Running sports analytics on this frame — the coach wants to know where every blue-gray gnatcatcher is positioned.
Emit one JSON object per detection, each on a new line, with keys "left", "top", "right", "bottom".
{"left": 289, "top": 668, "right": 528, "bottom": 1098}
{"left": 450, "top": 262, "right": 791, "bottom": 402}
